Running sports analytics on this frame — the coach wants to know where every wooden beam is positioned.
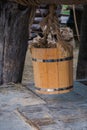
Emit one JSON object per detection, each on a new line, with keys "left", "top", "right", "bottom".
{"left": 39, "top": 0, "right": 87, "bottom": 5}
{"left": 9, "top": 0, "right": 87, "bottom": 6}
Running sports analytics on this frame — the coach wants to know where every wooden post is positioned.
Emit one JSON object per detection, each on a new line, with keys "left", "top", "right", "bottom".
{"left": 0, "top": 1, "right": 36, "bottom": 84}
{"left": 76, "top": 5, "right": 87, "bottom": 79}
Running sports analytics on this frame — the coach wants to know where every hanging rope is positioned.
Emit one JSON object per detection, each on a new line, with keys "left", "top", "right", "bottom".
{"left": 14, "top": 0, "right": 41, "bottom": 6}
{"left": 40, "top": 5, "right": 63, "bottom": 47}
{"left": 30, "top": 4, "right": 72, "bottom": 56}
{"left": 72, "top": 5, "right": 80, "bottom": 41}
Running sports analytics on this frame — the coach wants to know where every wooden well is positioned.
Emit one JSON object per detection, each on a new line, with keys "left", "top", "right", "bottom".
{"left": 31, "top": 44, "right": 73, "bottom": 94}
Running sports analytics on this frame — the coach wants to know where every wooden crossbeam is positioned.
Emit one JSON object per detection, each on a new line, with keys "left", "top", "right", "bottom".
{"left": 8, "top": 0, "right": 87, "bottom": 5}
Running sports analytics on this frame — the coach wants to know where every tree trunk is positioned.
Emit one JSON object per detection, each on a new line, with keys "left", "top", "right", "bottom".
{"left": 0, "top": 1, "right": 35, "bottom": 84}
{"left": 76, "top": 5, "right": 87, "bottom": 79}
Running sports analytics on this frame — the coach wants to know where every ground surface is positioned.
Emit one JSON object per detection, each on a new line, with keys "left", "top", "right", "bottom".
{"left": 0, "top": 81, "right": 87, "bottom": 130}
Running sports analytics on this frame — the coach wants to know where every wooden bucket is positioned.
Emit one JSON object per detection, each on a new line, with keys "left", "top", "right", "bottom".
{"left": 31, "top": 45, "right": 73, "bottom": 94}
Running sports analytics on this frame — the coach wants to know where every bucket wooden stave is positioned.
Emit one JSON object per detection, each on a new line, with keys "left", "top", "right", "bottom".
{"left": 31, "top": 46, "right": 73, "bottom": 94}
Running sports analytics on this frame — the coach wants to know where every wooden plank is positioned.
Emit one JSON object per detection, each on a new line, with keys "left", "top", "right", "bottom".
{"left": 46, "top": 49, "right": 59, "bottom": 89}
{"left": 38, "top": 0, "right": 87, "bottom": 4}
{"left": 9, "top": 0, "right": 87, "bottom": 5}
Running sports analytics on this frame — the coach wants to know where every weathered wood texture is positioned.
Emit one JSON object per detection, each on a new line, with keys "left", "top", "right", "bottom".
{"left": 77, "top": 5, "right": 87, "bottom": 79}
{"left": 0, "top": 2, "right": 36, "bottom": 84}
{"left": 9, "top": 0, "right": 87, "bottom": 5}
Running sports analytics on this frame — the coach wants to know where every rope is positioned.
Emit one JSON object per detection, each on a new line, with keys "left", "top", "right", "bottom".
{"left": 40, "top": 5, "right": 63, "bottom": 46}
{"left": 48, "top": 5, "right": 60, "bottom": 39}
{"left": 47, "top": 5, "right": 72, "bottom": 55}
{"left": 72, "top": 5, "right": 80, "bottom": 41}
{"left": 30, "top": 4, "right": 72, "bottom": 56}
{"left": 15, "top": 0, "right": 41, "bottom": 6}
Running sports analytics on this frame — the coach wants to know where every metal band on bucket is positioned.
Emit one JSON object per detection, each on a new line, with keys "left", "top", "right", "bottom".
{"left": 35, "top": 86, "right": 73, "bottom": 92}
{"left": 32, "top": 56, "right": 73, "bottom": 62}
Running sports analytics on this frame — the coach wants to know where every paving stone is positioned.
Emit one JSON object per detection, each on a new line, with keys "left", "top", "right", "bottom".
{"left": 1, "top": 82, "right": 87, "bottom": 130}
{"left": 0, "top": 111, "right": 31, "bottom": 130}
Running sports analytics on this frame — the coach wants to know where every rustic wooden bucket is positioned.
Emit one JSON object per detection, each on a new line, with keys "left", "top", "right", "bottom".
{"left": 31, "top": 45, "right": 73, "bottom": 94}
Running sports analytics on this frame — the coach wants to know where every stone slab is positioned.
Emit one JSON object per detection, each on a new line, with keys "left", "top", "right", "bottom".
{"left": 1, "top": 81, "right": 87, "bottom": 130}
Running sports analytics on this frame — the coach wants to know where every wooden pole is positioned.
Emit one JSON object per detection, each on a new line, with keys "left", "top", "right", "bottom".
{"left": 76, "top": 5, "right": 87, "bottom": 79}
